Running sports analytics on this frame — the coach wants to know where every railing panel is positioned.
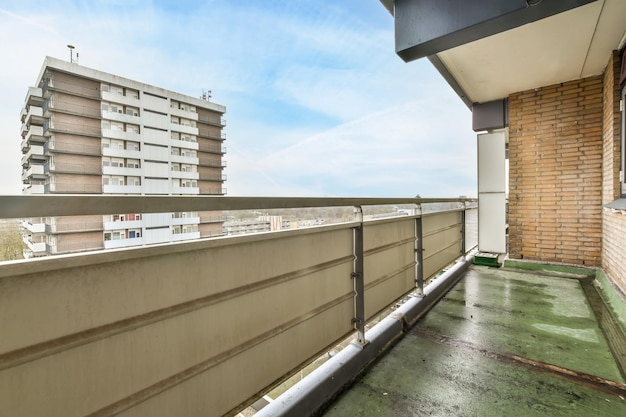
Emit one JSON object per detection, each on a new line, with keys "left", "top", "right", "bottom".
{"left": 363, "top": 218, "right": 417, "bottom": 319}
{"left": 0, "top": 195, "right": 476, "bottom": 417}
{"left": 0, "top": 225, "right": 355, "bottom": 417}
{"left": 422, "top": 211, "right": 463, "bottom": 279}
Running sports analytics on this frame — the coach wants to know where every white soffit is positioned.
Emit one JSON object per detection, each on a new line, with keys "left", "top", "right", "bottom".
{"left": 436, "top": 0, "right": 625, "bottom": 104}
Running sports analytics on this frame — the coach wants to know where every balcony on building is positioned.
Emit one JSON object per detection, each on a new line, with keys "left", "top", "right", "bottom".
{"left": 2, "top": 2, "right": 626, "bottom": 417}
{"left": 21, "top": 218, "right": 46, "bottom": 234}
{"left": 24, "top": 124, "right": 45, "bottom": 144}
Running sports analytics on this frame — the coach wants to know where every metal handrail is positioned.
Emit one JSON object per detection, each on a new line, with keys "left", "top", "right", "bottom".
{"left": 0, "top": 195, "right": 476, "bottom": 219}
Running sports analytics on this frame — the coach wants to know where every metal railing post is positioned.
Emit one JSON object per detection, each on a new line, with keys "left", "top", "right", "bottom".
{"left": 352, "top": 206, "right": 368, "bottom": 347}
{"left": 415, "top": 203, "right": 424, "bottom": 296}
{"left": 461, "top": 201, "right": 467, "bottom": 255}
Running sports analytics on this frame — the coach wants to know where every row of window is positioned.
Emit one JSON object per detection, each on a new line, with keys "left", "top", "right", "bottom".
{"left": 102, "top": 176, "right": 197, "bottom": 188}
{"left": 171, "top": 100, "right": 196, "bottom": 113}
{"left": 171, "top": 147, "right": 197, "bottom": 158}
{"left": 101, "top": 84, "right": 139, "bottom": 99}
{"left": 104, "top": 214, "right": 142, "bottom": 222}
{"left": 103, "top": 176, "right": 140, "bottom": 186}
{"left": 101, "top": 84, "right": 198, "bottom": 117}
{"left": 102, "top": 120, "right": 140, "bottom": 134}
{"left": 102, "top": 102, "right": 139, "bottom": 117}
{"left": 104, "top": 229, "right": 142, "bottom": 240}
{"left": 103, "top": 157, "right": 140, "bottom": 168}
{"left": 171, "top": 132, "right": 196, "bottom": 143}
{"left": 103, "top": 224, "right": 198, "bottom": 241}
{"left": 171, "top": 116, "right": 196, "bottom": 128}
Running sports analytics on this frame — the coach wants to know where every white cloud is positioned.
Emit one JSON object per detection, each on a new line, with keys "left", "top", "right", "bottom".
{"left": 0, "top": 1, "right": 477, "bottom": 200}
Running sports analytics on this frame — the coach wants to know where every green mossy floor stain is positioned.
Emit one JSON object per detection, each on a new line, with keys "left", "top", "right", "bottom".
{"left": 322, "top": 266, "right": 626, "bottom": 416}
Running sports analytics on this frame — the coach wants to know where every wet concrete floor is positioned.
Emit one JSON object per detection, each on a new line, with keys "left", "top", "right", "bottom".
{"left": 323, "top": 266, "right": 626, "bottom": 416}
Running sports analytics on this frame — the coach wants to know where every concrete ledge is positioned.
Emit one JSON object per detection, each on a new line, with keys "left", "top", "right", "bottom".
{"left": 255, "top": 257, "right": 471, "bottom": 417}
{"left": 594, "top": 269, "right": 626, "bottom": 331}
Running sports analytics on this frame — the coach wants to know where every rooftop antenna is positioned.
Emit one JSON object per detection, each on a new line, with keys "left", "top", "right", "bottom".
{"left": 67, "top": 44, "right": 75, "bottom": 63}
{"left": 201, "top": 89, "right": 212, "bottom": 101}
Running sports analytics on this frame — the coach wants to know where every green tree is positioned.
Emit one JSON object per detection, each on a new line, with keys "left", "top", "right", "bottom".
{"left": 0, "top": 223, "right": 25, "bottom": 261}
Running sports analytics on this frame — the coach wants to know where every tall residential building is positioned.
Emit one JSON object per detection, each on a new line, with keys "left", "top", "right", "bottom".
{"left": 20, "top": 57, "right": 226, "bottom": 258}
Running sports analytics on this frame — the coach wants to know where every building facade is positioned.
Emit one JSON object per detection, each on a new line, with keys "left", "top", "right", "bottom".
{"left": 20, "top": 57, "right": 226, "bottom": 257}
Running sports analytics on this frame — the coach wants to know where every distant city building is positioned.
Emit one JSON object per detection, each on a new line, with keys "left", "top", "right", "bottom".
{"left": 224, "top": 215, "right": 290, "bottom": 236}
{"left": 20, "top": 57, "right": 227, "bottom": 257}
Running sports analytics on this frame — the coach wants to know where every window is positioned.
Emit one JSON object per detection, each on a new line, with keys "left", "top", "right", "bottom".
{"left": 171, "top": 148, "right": 180, "bottom": 156}
{"left": 127, "top": 141, "right": 140, "bottom": 150}
{"left": 171, "top": 116, "right": 180, "bottom": 124}
{"left": 104, "top": 231, "right": 125, "bottom": 241}
{"left": 127, "top": 159, "right": 140, "bottom": 168}
{"left": 127, "top": 124, "right": 140, "bottom": 134}
{"left": 171, "top": 163, "right": 180, "bottom": 171}
{"left": 127, "top": 177, "right": 141, "bottom": 186}
{"left": 171, "top": 132, "right": 180, "bottom": 141}
{"left": 101, "top": 103, "right": 109, "bottom": 112}
{"left": 102, "top": 121, "right": 111, "bottom": 130}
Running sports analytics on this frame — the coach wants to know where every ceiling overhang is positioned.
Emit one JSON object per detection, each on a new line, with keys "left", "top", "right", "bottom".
{"left": 383, "top": 0, "right": 626, "bottom": 107}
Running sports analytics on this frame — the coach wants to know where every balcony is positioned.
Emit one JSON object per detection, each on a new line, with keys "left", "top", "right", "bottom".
{"left": 45, "top": 183, "right": 102, "bottom": 193}
{"left": 101, "top": 90, "right": 140, "bottom": 107}
{"left": 171, "top": 154, "right": 199, "bottom": 165}
{"left": 170, "top": 105, "right": 198, "bottom": 120}
{"left": 170, "top": 170, "right": 200, "bottom": 180}
{"left": 104, "top": 236, "right": 144, "bottom": 250}
{"left": 1, "top": 189, "right": 625, "bottom": 417}
{"left": 198, "top": 157, "right": 226, "bottom": 168}
{"left": 102, "top": 109, "right": 141, "bottom": 124}
{"left": 45, "top": 161, "right": 102, "bottom": 175}
{"left": 20, "top": 105, "right": 44, "bottom": 126}
{"left": 22, "top": 184, "right": 45, "bottom": 194}
{"left": 21, "top": 219, "right": 46, "bottom": 234}
{"left": 22, "top": 234, "right": 46, "bottom": 256}
{"left": 102, "top": 165, "right": 141, "bottom": 177}
{"left": 46, "top": 140, "right": 102, "bottom": 156}
{"left": 0, "top": 195, "right": 476, "bottom": 416}
{"left": 171, "top": 185, "right": 200, "bottom": 195}
{"left": 23, "top": 86, "right": 44, "bottom": 107}
{"left": 198, "top": 143, "right": 226, "bottom": 154}
{"left": 170, "top": 121, "right": 198, "bottom": 136}
{"left": 21, "top": 164, "right": 45, "bottom": 181}
{"left": 102, "top": 128, "right": 141, "bottom": 142}
{"left": 102, "top": 146, "right": 141, "bottom": 159}
{"left": 24, "top": 125, "right": 45, "bottom": 143}
{"left": 102, "top": 184, "right": 142, "bottom": 194}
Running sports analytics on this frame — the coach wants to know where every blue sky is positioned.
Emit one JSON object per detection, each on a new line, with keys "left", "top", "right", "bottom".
{"left": 0, "top": 0, "right": 476, "bottom": 197}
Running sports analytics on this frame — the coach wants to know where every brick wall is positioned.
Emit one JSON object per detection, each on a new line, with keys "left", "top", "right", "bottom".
{"left": 601, "top": 50, "right": 626, "bottom": 294}
{"left": 508, "top": 76, "right": 604, "bottom": 266}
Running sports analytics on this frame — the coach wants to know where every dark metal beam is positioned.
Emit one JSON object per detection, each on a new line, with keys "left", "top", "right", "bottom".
{"left": 395, "top": 0, "right": 598, "bottom": 62}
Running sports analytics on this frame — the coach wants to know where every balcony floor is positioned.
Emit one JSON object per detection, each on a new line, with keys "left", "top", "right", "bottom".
{"left": 323, "top": 266, "right": 626, "bottom": 416}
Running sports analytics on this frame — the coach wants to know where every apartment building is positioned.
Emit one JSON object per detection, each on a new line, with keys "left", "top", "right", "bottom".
{"left": 20, "top": 57, "right": 226, "bottom": 257}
